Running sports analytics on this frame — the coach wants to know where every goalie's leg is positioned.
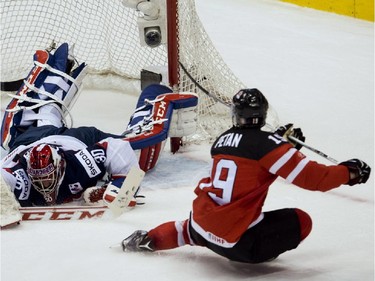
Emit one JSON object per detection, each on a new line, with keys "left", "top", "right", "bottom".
{"left": 1, "top": 42, "right": 87, "bottom": 151}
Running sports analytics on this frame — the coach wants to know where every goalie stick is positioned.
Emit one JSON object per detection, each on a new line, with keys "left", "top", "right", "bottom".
{"left": 17, "top": 196, "right": 144, "bottom": 222}
{"left": 103, "top": 166, "right": 145, "bottom": 218}
{"left": 19, "top": 205, "right": 112, "bottom": 221}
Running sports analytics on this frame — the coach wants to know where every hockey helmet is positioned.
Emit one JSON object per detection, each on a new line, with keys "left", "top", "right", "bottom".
{"left": 231, "top": 88, "right": 269, "bottom": 128}
{"left": 26, "top": 144, "right": 65, "bottom": 203}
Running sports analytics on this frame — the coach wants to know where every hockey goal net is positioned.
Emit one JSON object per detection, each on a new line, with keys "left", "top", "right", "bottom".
{"left": 0, "top": 0, "right": 279, "bottom": 144}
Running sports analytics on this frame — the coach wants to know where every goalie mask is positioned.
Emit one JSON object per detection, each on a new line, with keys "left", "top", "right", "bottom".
{"left": 26, "top": 144, "right": 66, "bottom": 204}
{"left": 231, "top": 88, "right": 269, "bottom": 128}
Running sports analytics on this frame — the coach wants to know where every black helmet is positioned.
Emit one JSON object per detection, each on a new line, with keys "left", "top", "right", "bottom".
{"left": 231, "top": 88, "right": 269, "bottom": 128}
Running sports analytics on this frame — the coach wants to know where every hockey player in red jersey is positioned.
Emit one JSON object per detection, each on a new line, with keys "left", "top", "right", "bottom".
{"left": 121, "top": 88, "right": 371, "bottom": 263}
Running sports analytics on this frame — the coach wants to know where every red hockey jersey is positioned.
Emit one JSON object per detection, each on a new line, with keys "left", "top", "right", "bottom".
{"left": 190, "top": 127, "right": 349, "bottom": 247}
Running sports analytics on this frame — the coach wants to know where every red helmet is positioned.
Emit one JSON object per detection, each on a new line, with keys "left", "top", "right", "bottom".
{"left": 26, "top": 144, "right": 65, "bottom": 203}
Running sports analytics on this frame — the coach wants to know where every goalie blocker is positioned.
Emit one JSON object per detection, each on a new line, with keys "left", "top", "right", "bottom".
{"left": 125, "top": 84, "right": 198, "bottom": 172}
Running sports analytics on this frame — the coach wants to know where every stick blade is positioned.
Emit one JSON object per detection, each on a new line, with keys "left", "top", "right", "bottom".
{"left": 104, "top": 167, "right": 145, "bottom": 218}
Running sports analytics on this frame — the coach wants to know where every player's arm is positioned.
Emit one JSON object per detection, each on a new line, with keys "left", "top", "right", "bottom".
{"left": 95, "top": 137, "right": 139, "bottom": 175}
{"left": 260, "top": 127, "right": 370, "bottom": 191}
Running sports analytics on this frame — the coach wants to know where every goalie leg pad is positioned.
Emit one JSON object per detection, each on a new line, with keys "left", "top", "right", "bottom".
{"left": 126, "top": 84, "right": 198, "bottom": 171}
{"left": 168, "top": 107, "right": 197, "bottom": 137}
{"left": 1, "top": 49, "right": 49, "bottom": 150}
{"left": 125, "top": 84, "right": 198, "bottom": 171}
{"left": 138, "top": 141, "right": 164, "bottom": 172}
{"left": 125, "top": 84, "right": 198, "bottom": 149}
{"left": 1, "top": 43, "right": 87, "bottom": 151}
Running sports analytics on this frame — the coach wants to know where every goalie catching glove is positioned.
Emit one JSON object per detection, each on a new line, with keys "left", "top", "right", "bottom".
{"left": 275, "top": 123, "right": 305, "bottom": 150}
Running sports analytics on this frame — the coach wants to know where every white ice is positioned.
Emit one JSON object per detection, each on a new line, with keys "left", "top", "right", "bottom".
{"left": 1, "top": 0, "right": 373, "bottom": 280}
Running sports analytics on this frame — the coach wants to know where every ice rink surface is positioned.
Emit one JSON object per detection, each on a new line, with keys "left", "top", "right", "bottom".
{"left": 1, "top": 0, "right": 374, "bottom": 280}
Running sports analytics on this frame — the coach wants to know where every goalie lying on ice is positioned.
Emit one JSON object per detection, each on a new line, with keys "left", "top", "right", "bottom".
{"left": 0, "top": 42, "right": 198, "bottom": 226}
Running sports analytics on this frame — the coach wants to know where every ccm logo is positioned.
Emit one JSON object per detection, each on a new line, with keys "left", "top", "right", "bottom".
{"left": 21, "top": 210, "right": 106, "bottom": 220}
{"left": 155, "top": 101, "right": 167, "bottom": 120}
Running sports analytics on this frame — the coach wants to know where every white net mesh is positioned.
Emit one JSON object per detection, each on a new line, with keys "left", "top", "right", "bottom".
{"left": 0, "top": 0, "right": 278, "bottom": 143}
{"left": 1, "top": 0, "right": 167, "bottom": 81}
{"left": 177, "top": 1, "right": 246, "bottom": 142}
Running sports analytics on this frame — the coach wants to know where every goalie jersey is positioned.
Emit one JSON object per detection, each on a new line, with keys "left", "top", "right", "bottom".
{"left": 190, "top": 126, "right": 350, "bottom": 247}
{"left": 1, "top": 135, "right": 139, "bottom": 206}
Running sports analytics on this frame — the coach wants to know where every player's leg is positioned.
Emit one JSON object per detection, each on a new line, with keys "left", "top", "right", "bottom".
{"left": 122, "top": 219, "right": 198, "bottom": 251}
{"left": 60, "top": 126, "right": 123, "bottom": 146}
{"left": 191, "top": 208, "right": 312, "bottom": 263}
{"left": 9, "top": 125, "right": 64, "bottom": 150}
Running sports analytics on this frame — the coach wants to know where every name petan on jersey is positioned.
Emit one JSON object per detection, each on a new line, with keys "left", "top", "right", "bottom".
{"left": 74, "top": 149, "right": 101, "bottom": 178}
{"left": 214, "top": 132, "right": 243, "bottom": 148}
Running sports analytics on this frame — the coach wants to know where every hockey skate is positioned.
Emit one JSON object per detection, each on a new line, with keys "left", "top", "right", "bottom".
{"left": 122, "top": 230, "right": 154, "bottom": 252}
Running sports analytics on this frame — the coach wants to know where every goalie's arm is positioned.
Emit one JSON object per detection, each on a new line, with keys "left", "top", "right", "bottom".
{"left": 83, "top": 137, "right": 142, "bottom": 207}
{"left": 1, "top": 158, "right": 35, "bottom": 207}
{"left": 96, "top": 137, "right": 140, "bottom": 175}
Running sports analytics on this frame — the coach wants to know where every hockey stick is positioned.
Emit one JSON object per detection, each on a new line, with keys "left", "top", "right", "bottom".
{"left": 103, "top": 166, "right": 145, "bottom": 218}
{"left": 288, "top": 135, "right": 339, "bottom": 164}
{"left": 179, "top": 62, "right": 231, "bottom": 107}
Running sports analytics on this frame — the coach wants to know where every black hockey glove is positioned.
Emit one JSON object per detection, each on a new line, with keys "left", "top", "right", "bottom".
{"left": 339, "top": 159, "right": 371, "bottom": 186}
{"left": 275, "top": 123, "right": 305, "bottom": 150}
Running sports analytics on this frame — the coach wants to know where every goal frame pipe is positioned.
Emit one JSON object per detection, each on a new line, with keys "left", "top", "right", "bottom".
{"left": 166, "top": 0, "right": 179, "bottom": 90}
